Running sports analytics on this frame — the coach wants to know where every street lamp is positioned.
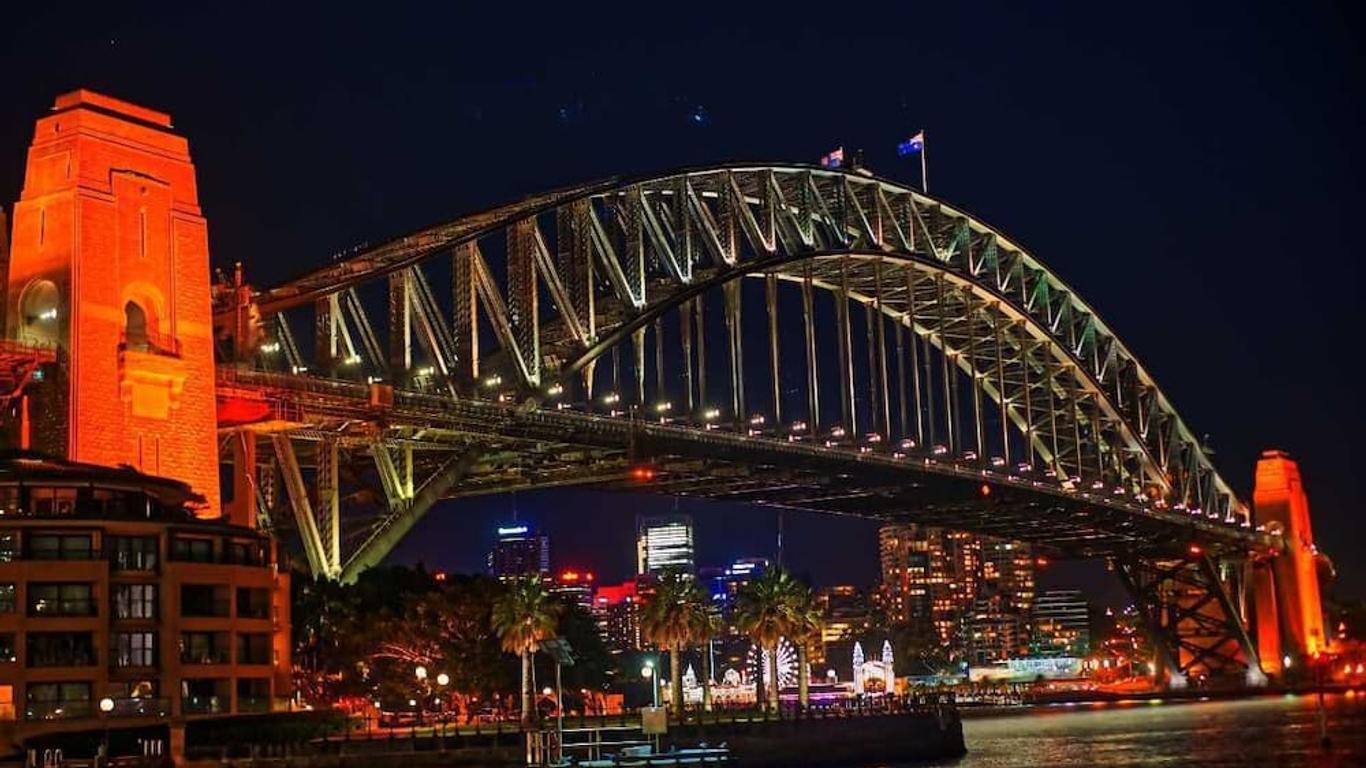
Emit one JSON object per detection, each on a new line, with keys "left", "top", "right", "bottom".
{"left": 641, "top": 660, "right": 659, "bottom": 708}
{"left": 434, "top": 672, "right": 450, "bottom": 730}
{"left": 98, "top": 697, "right": 114, "bottom": 766}
{"left": 414, "top": 666, "right": 429, "bottom": 726}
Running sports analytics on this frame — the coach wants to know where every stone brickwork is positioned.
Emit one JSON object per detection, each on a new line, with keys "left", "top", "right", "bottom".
{"left": 4, "top": 90, "right": 221, "bottom": 515}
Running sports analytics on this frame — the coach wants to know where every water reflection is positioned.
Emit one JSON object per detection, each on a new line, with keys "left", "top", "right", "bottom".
{"left": 937, "top": 693, "right": 1366, "bottom": 767}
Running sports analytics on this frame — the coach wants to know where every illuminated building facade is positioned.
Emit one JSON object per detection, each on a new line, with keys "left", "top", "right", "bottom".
{"left": 636, "top": 514, "right": 694, "bottom": 576}
{"left": 879, "top": 523, "right": 1034, "bottom": 660}
{"left": 702, "top": 557, "right": 769, "bottom": 614}
{"left": 0, "top": 455, "right": 291, "bottom": 755}
{"left": 816, "top": 586, "right": 873, "bottom": 665}
{"left": 487, "top": 524, "right": 549, "bottom": 581}
{"left": 967, "top": 595, "right": 1028, "bottom": 665}
{"left": 550, "top": 570, "right": 595, "bottom": 612}
{"left": 1031, "top": 589, "right": 1090, "bottom": 658}
{"left": 592, "top": 580, "right": 642, "bottom": 653}
{"left": 981, "top": 540, "right": 1035, "bottom": 615}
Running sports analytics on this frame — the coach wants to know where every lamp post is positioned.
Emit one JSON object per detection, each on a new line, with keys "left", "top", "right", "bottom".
{"left": 435, "top": 672, "right": 450, "bottom": 743}
{"left": 642, "top": 659, "right": 659, "bottom": 708}
{"left": 98, "top": 696, "right": 114, "bottom": 766}
{"left": 414, "top": 666, "right": 428, "bottom": 728}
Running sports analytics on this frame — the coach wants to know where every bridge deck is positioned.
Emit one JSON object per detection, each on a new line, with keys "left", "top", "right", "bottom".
{"left": 218, "top": 368, "right": 1275, "bottom": 560}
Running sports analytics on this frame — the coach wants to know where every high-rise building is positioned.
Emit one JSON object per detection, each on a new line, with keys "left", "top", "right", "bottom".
{"left": 981, "top": 540, "right": 1036, "bottom": 616}
{"left": 487, "top": 523, "right": 549, "bottom": 581}
{"left": 550, "top": 570, "right": 596, "bottom": 613}
{"left": 636, "top": 514, "right": 695, "bottom": 576}
{"left": 879, "top": 523, "right": 1034, "bottom": 660}
{"left": 1032, "top": 589, "right": 1091, "bottom": 657}
{"left": 703, "top": 557, "right": 769, "bottom": 613}
{"left": 816, "top": 586, "right": 874, "bottom": 665}
{"left": 592, "top": 580, "right": 642, "bottom": 653}
{"left": 967, "top": 594, "right": 1029, "bottom": 665}
{"left": 879, "top": 524, "right": 980, "bottom": 647}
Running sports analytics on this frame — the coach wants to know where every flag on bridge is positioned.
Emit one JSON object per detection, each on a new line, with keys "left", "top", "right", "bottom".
{"left": 820, "top": 147, "right": 845, "bottom": 168}
{"left": 897, "top": 131, "right": 925, "bottom": 157}
{"left": 898, "top": 130, "right": 929, "bottom": 193}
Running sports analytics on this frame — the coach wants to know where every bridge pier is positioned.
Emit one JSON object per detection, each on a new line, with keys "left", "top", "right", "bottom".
{"left": 1251, "top": 450, "right": 1326, "bottom": 678}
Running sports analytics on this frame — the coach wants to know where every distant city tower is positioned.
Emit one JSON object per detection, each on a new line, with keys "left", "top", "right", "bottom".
{"left": 4, "top": 90, "right": 221, "bottom": 515}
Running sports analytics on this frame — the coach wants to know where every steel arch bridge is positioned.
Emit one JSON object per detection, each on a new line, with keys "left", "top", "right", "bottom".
{"left": 215, "top": 164, "right": 1276, "bottom": 684}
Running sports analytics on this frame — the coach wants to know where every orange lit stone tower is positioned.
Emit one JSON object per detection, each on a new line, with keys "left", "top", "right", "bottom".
{"left": 1252, "top": 449, "right": 1326, "bottom": 672}
{"left": 5, "top": 90, "right": 221, "bottom": 515}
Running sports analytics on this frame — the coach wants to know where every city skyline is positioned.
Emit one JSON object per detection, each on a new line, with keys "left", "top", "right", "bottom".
{"left": 402, "top": 490, "right": 1123, "bottom": 608}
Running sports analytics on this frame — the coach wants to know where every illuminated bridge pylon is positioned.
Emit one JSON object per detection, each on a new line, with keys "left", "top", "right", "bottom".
{"left": 0, "top": 90, "right": 1326, "bottom": 687}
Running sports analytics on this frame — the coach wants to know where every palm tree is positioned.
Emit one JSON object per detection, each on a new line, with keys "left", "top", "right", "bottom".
{"left": 788, "top": 583, "right": 823, "bottom": 711}
{"left": 687, "top": 602, "right": 721, "bottom": 712}
{"left": 734, "top": 567, "right": 800, "bottom": 711}
{"left": 491, "top": 577, "right": 560, "bottom": 729}
{"left": 640, "top": 571, "right": 707, "bottom": 714}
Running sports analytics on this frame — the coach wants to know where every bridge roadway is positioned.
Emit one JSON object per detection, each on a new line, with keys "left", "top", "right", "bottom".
{"left": 219, "top": 367, "right": 1277, "bottom": 562}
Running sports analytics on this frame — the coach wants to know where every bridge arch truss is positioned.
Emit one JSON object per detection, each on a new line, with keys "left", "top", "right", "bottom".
{"left": 226, "top": 165, "right": 1249, "bottom": 568}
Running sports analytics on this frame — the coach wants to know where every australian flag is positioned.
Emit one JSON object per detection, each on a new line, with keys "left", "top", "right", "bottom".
{"left": 820, "top": 147, "right": 845, "bottom": 168}
{"left": 897, "top": 131, "right": 925, "bottom": 157}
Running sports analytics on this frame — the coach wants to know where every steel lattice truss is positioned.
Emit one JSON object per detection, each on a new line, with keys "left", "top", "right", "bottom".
{"left": 216, "top": 165, "right": 1271, "bottom": 583}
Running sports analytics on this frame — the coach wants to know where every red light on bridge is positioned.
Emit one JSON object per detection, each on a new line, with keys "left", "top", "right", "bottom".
{"left": 631, "top": 466, "right": 656, "bottom": 481}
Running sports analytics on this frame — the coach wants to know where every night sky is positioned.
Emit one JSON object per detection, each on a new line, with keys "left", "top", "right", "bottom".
{"left": 3, "top": 3, "right": 1362, "bottom": 601}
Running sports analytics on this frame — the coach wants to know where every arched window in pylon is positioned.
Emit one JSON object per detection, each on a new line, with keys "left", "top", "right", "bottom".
{"left": 17, "top": 279, "right": 60, "bottom": 345}
{"left": 124, "top": 300, "right": 150, "bottom": 351}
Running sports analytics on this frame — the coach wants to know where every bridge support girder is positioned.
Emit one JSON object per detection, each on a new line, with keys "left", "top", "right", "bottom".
{"left": 1116, "top": 554, "right": 1264, "bottom": 689}
{"left": 339, "top": 446, "right": 481, "bottom": 583}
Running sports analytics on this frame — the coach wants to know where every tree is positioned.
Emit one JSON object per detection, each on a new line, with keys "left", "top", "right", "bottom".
{"left": 640, "top": 571, "right": 709, "bottom": 714}
{"left": 787, "top": 582, "right": 823, "bottom": 710}
{"left": 734, "top": 567, "right": 801, "bottom": 711}
{"left": 492, "top": 577, "right": 561, "bottom": 728}
{"left": 691, "top": 605, "right": 721, "bottom": 712}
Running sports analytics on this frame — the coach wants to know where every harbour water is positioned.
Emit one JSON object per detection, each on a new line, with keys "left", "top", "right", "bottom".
{"left": 925, "top": 692, "right": 1366, "bottom": 767}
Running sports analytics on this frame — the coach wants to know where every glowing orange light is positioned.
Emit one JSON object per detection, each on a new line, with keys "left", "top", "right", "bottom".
{"left": 561, "top": 571, "right": 580, "bottom": 582}
{"left": 433, "top": 571, "right": 448, "bottom": 582}
{"left": 631, "top": 466, "right": 656, "bottom": 481}
{"left": 1035, "top": 556, "right": 1049, "bottom": 567}
{"left": 1188, "top": 544, "right": 1203, "bottom": 556}
{"left": 979, "top": 484, "right": 991, "bottom": 497}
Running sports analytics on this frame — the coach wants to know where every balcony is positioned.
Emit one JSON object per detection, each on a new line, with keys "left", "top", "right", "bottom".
{"left": 25, "top": 700, "right": 93, "bottom": 720}
{"left": 107, "top": 697, "right": 171, "bottom": 718}
{"left": 24, "top": 547, "right": 102, "bottom": 562}
{"left": 181, "top": 599, "right": 231, "bottom": 618}
{"left": 236, "top": 603, "right": 271, "bottom": 620}
{"left": 109, "top": 551, "right": 159, "bottom": 572}
{"left": 120, "top": 329, "right": 181, "bottom": 358}
{"left": 29, "top": 599, "right": 97, "bottom": 618}
{"left": 182, "top": 695, "right": 226, "bottom": 715}
{"left": 180, "top": 647, "right": 229, "bottom": 665}
{"left": 236, "top": 696, "right": 270, "bottom": 714}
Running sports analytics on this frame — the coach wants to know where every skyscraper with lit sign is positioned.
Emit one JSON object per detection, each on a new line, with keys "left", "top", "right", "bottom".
{"left": 488, "top": 523, "right": 549, "bottom": 581}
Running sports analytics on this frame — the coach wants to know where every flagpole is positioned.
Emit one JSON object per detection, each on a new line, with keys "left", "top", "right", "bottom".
{"left": 920, "top": 131, "right": 929, "bottom": 194}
